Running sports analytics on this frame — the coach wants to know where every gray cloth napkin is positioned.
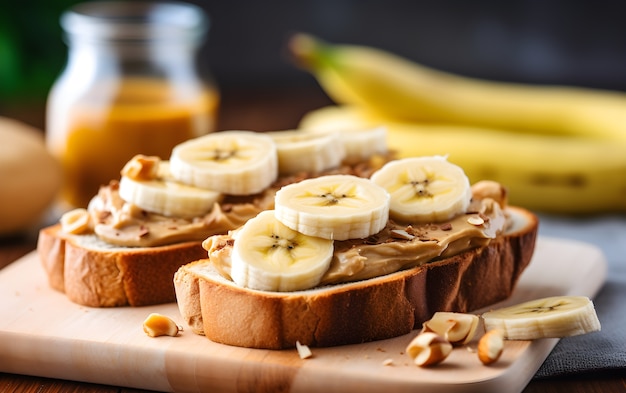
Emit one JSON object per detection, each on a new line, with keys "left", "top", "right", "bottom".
{"left": 532, "top": 214, "right": 626, "bottom": 378}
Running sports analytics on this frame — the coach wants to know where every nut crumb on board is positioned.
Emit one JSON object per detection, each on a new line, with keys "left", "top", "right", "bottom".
{"left": 296, "top": 341, "right": 313, "bottom": 359}
{"left": 142, "top": 313, "right": 181, "bottom": 337}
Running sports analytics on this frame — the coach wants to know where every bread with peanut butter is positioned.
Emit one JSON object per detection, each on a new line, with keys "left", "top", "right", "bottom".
{"left": 38, "top": 224, "right": 209, "bottom": 307}
{"left": 174, "top": 157, "right": 539, "bottom": 349}
{"left": 37, "top": 129, "right": 389, "bottom": 307}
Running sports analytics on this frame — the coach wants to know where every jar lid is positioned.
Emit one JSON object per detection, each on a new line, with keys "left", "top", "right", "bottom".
{"left": 61, "top": 1, "right": 208, "bottom": 43}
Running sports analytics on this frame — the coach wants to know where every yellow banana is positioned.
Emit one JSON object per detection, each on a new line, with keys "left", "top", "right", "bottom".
{"left": 299, "top": 106, "right": 626, "bottom": 214}
{"left": 289, "top": 34, "right": 626, "bottom": 142}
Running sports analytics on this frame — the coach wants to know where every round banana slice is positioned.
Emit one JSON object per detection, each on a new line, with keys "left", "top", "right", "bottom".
{"left": 482, "top": 296, "right": 601, "bottom": 340}
{"left": 230, "top": 210, "right": 334, "bottom": 292}
{"left": 119, "top": 161, "right": 222, "bottom": 218}
{"left": 170, "top": 130, "right": 278, "bottom": 195}
{"left": 266, "top": 130, "right": 345, "bottom": 175}
{"left": 370, "top": 156, "right": 471, "bottom": 223}
{"left": 274, "top": 174, "right": 390, "bottom": 240}
{"left": 302, "top": 125, "right": 388, "bottom": 165}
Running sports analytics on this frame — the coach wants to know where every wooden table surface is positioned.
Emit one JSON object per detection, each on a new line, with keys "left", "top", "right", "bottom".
{"left": 1, "top": 87, "right": 624, "bottom": 393}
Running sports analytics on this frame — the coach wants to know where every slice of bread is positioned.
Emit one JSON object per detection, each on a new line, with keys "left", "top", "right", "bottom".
{"left": 174, "top": 206, "right": 538, "bottom": 349}
{"left": 37, "top": 224, "right": 208, "bottom": 307}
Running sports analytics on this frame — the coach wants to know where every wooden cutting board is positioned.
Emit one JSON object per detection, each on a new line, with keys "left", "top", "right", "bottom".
{"left": 0, "top": 236, "right": 607, "bottom": 393}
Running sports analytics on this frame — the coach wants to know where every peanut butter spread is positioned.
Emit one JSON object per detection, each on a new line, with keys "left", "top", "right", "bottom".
{"left": 204, "top": 181, "right": 510, "bottom": 287}
{"left": 67, "top": 158, "right": 386, "bottom": 247}
{"left": 60, "top": 151, "right": 509, "bottom": 287}
{"left": 84, "top": 181, "right": 275, "bottom": 247}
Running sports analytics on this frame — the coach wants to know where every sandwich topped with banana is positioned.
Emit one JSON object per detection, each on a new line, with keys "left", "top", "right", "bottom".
{"left": 37, "top": 128, "right": 389, "bottom": 308}
{"left": 174, "top": 155, "right": 541, "bottom": 349}
{"left": 203, "top": 156, "right": 503, "bottom": 291}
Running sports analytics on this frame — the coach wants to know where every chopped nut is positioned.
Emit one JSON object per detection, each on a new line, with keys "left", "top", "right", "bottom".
{"left": 477, "top": 329, "right": 504, "bottom": 365}
{"left": 390, "top": 229, "right": 415, "bottom": 240}
{"left": 121, "top": 199, "right": 147, "bottom": 219}
{"left": 296, "top": 341, "right": 313, "bottom": 359}
{"left": 471, "top": 180, "right": 508, "bottom": 208}
{"left": 60, "top": 208, "right": 92, "bottom": 234}
{"left": 422, "top": 312, "right": 480, "bottom": 346}
{"left": 143, "top": 313, "right": 181, "bottom": 337}
{"left": 138, "top": 225, "right": 150, "bottom": 238}
{"left": 121, "top": 154, "right": 160, "bottom": 180}
{"left": 406, "top": 332, "right": 452, "bottom": 367}
{"left": 467, "top": 216, "right": 485, "bottom": 226}
{"left": 382, "top": 358, "right": 394, "bottom": 366}
{"left": 440, "top": 223, "right": 453, "bottom": 231}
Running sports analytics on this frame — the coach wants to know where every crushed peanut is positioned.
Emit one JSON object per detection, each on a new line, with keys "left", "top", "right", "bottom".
{"left": 440, "top": 223, "right": 453, "bottom": 231}
{"left": 121, "top": 155, "right": 160, "bottom": 180}
{"left": 296, "top": 341, "right": 313, "bottom": 359}
{"left": 477, "top": 329, "right": 505, "bottom": 365}
{"left": 143, "top": 313, "right": 181, "bottom": 337}
{"left": 390, "top": 229, "right": 415, "bottom": 240}
{"left": 60, "top": 208, "right": 92, "bottom": 235}
{"left": 467, "top": 216, "right": 485, "bottom": 226}
{"left": 406, "top": 332, "right": 452, "bottom": 367}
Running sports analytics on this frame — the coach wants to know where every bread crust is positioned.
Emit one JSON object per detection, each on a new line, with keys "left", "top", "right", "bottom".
{"left": 174, "top": 206, "right": 538, "bottom": 349}
{"left": 38, "top": 224, "right": 208, "bottom": 307}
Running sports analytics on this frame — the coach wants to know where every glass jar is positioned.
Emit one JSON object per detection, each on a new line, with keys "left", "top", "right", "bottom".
{"left": 46, "top": 1, "right": 219, "bottom": 209}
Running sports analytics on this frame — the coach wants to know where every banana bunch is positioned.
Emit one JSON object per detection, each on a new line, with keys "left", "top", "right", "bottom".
{"left": 289, "top": 34, "right": 626, "bottom": 214}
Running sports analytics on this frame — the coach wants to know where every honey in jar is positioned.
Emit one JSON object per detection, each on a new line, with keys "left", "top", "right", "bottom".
{"left": 46, "top": 1, "right": 219, "bottom": 208}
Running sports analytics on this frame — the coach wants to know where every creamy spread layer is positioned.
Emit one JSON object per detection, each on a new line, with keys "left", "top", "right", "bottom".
{"left": 85, "top": 181, "right": 274, "bottom": 247}
{"left": 59, "top": 151, "right": 509, "bottom": 288}
{"left": 203, "top": 181, "right": 510, "bottom": 287}
{"left": 63, "top": 159, "right": 386, "bottom": 247}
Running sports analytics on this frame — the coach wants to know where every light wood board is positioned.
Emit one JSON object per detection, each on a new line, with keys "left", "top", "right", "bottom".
{"left": 0, "top": 237, "right": 607, "bottom": 392}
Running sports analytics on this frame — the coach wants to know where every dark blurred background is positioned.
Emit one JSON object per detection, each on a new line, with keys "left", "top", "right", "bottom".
{"left": 1, "top": 0, "right": 625, "bottom": 130}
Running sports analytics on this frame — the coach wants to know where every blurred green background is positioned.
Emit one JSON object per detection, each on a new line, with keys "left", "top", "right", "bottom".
{"left": 1, "top": 0, "right": 625, "bottom": 126}
{"left": 0, "top": 0, "right": 79, "bottom": 103}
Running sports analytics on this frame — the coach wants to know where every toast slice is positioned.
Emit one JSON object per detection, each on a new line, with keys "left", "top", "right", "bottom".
{"left": 38, "top": 224, "right": 208, "bottom": 307}
{"left": 174, "top": 206, "right": 538, "bottom": 349}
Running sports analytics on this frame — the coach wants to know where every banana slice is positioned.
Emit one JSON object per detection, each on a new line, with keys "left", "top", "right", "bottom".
{"left": 302, "top": 125, "right": 388, "bottom": 165}
{"left": 119, "top": 161, "right": 222, "bottom": 218}
{"left": 230, "top": 210, "right": 334, "bottom": 292}
{"left": 370, "top": 156, "right": 472, "bottom": 223}
{"left": 274, "top": 174, "right": 390, "bottom": 240}
{"left": 169, "top": 130, "right": 278, "bottom": 195}
{"left": 266, "top": 130, "right": 345, "bottom": 175}
{"left": 482, "top": 296, "right": 601, "bottom": 340}
{"left": 339, "top": 126, "right": 388, "bottom": 165}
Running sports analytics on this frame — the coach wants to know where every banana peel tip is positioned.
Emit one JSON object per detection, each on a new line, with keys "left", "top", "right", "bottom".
{"left": 288, "top": 33, "right": 326, "bottom": 70}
